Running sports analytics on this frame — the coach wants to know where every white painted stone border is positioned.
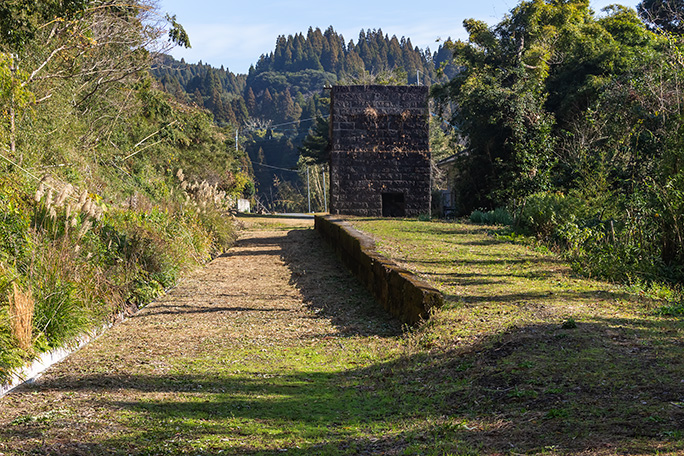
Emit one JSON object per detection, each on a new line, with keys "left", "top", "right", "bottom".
{"left": 0, "top": 323, "right": 113, "bottom": 398}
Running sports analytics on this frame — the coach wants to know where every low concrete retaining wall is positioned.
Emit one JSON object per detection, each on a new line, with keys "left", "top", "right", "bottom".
{"left": 314, "top": 215, "right": 443, "bottom": 324}
{"left": 0, "top": 324, "right": 111, "bottom": 397}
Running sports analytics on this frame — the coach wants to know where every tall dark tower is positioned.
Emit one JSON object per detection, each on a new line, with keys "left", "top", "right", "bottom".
{"left": 329, "top": 85, "right": 431, "bottom": 217}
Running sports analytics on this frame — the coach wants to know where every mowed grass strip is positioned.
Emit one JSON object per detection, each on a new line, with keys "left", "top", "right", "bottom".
{"left": 1, "top": 216, "right": 683, "bottom": 455}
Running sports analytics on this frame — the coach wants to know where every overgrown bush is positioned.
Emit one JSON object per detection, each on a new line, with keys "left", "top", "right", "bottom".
{"left": 509, "top": 190, "right": 682, "bottom": 286}
{"left": 0, "top": 1, "right": 251, "bottom": 385}
{"left": 516, "top": 192, "right": 590, "bottom": 240}
{"left": 469, "top": 207, "right": 514, "bottom": 226}
{"left": 0, "top": 170, "right": 241, "bottom": 384}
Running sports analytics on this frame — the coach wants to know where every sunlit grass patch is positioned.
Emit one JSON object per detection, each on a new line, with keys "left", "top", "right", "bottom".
{"left": 346, "top": 217, "right": 684, "bottom": 453}
{"left": 2, "top": 220, "right": 684, "bottom": 455}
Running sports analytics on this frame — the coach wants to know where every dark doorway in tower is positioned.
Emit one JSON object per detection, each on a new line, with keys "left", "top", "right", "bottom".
{"left": 382, "top": 192, "right": 405, "bottom": 217}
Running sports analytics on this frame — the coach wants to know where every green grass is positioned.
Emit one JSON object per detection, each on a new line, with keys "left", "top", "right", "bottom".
{"left": 345, "top": 218, "right": 684, "bottom": 454}
{"left": 2, "top": 217, "right": 684, "bottom": 455}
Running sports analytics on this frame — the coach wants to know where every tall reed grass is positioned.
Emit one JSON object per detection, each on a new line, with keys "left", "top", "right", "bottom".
{"left": 8, "top": 283, "right": 34, "bottom": 352}
{"left": 0, "top": 169, "right": 240, "bottom": 383}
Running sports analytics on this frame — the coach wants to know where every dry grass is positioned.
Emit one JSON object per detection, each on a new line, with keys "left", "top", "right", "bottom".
{"left": 1, "top": 216, "right": 682, "bottom": 455}
{"left": 8, "top": 282, "right": 34, "bottom": 352}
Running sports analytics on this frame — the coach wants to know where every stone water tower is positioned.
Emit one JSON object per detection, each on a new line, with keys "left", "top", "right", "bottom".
{"left": 329, "top": 85, "right": 431, "bottom": 217}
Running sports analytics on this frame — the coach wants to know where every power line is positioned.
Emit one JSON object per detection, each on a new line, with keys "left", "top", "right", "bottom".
{"left": 235, "top": 114, "right": 330, "bottom": 152}
{"left": 253, "top": 162, "right": 300, "bottom": 173}
{"left": 242, "top": 114, "right": 329, "bottom": 133}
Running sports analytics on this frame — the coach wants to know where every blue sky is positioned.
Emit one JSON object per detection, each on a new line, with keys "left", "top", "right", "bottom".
{"left": 157, "top": 0, "right": 641, "bottom": 74}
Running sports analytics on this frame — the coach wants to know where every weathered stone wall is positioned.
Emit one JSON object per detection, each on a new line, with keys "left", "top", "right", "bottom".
{"left": 329, "top": 150, "right": 431, "bottom": 216}
{"left": 315, "top": 215, "right": 443, "bottom": 324}
{"left": 329, "top": 85, "right": 431, "bottom": 217}
{"left": 331, "top": 85, "right": 430, "bottom": 153}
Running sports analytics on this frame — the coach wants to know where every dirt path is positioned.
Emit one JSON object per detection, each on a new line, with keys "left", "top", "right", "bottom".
{"left": 0, "top": 217, "right": 401, "bottom": 455}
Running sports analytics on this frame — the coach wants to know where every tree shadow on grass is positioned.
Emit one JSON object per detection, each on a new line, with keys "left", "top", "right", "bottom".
{"left": 4, "top": 316, "right": 684, "bottom": 455}
{"left": 4, "top": 225, "right": 683, "bottom": 454}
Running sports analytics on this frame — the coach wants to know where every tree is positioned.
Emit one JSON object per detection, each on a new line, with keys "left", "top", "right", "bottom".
{"left": 260, "top": 88, "right": 275, "bottom": 120}
{"left": 277, "top": 88, "right": 300, "bottom": 124}
{"left": 638, "top": 0, "right": 684, "bottom": 33}
{"left": 298, "top": 116, "right": 330, "bottom": 165}
{"left": 245, "top": 87, "right": 257, "bottom": 115}
{"left": 432, "top": 0, "right": 575, "bottom": 211}
{"left": 431, "top": 0, "right": 663, "bottom": 213}
{"left": 1, "top": 0, "right": 191, "bottom": 161}
{"left": 0, "top": 0, "right": 89, "bottom": 52}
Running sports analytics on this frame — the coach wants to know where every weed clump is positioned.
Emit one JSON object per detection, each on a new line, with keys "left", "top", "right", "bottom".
{"left": 470, "top": 207, "right": 514, "bottom": 226}
{"left": 0, "top": 168, "right": 243, "bottom": 383}
{"left": 8, "top": 282, "right": 34, "bottom": 352}
{"left": 560, "top": 318, "right": 577, "bottom": 329}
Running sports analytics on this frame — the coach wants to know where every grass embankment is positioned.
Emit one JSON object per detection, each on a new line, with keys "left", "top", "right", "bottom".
{"left": 0, "top": 172, "right": 239, "bottom": 382}
{"left": 1, "top": 217, "right": 682, "bottom": 455}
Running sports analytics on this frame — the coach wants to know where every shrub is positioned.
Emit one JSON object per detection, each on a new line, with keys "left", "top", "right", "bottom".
{"left": 30, "top": 244, "right": 93, "bottom": 349}
{"left": 470, "top": 207, "right": 514, "bottom": 226}
{"left": 517, "top": 192, "right": 588, "bottom": 239}
{"left": 0, "top": 166, "right": 242, "bottom": 382}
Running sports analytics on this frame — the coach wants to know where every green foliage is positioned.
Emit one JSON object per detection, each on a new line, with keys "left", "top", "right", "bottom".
{"left": 32, "top": 261, "right": 90, "bottom": 349}
{"left": 165, "top": 14, "right": 191, "bottom": 48}
{"left": 638, "top": 0, "right": 684, "bottom": 33}
{"left": 0, "top": 0, "right": 250, "bottom": 382}
{"left": 434, "top": 1, "right": 684, "bottom": 287}
{"left": 469, "top": 207, "right": 514, "bottom": 226}
{"left": 561, "top": 318, "right": 577, "bottom": 329}
{"left": 517, "top": 192, "right": 589, "bottom": 239}
{"left": 0, "top": 187, "right": 31, "bottom": 263}
{"left": 298, "top": 116, "right": 330, "bottom": 165}
{"left": 0, "top": 172, "right": 239, "bottom": 364}
{"left": 656, "top": 302, "right": 684, "bottom": 317}
{"left": 0, "top": 0, "right": 88, "bottom": 51}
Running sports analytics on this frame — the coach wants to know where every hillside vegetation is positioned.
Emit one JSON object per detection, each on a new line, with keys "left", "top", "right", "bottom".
{"left": 432, "top": 1, "right": 684, "bottom": 288}
{"left": 0, "top": 0, "right": 252, "bottom": 382}
{"left": 152, "top": 28, "right": 458, "bottom": 209}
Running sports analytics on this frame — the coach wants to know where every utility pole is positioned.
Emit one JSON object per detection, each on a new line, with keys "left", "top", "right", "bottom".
{"left": 322, "top": 165, "right": 327, "bottom": 213}
{"left": 417, "top": 69, "right": 420, "bottom": 86}
{"left": 306, "top": 166, "right": 311, "bottom": 213}
{"left": 235, "top": 129, "right": 238, "bottom": 151}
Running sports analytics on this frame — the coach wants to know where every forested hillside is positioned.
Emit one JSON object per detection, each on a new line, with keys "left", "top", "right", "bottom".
{"left": 153, "top": 27, "right": 451, "bottom": 126}
{"left": 0, "top": 0, "right": 252, "bottom": 382}
{"left": 152, "top": 27, "right": 457, "bottom": 209}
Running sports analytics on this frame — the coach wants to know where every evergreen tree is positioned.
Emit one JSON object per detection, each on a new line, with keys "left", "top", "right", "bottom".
{"left": 192, "top": 88, "right": 203, "bottom": 107}
{"left": 245, "top": 87, "right": 257, "bottom": 115}
{"left": 298, "top": 117, "right": 330, "bottom": 165}
{"left": 301, "top": 96, "right": 317, "bottom": 120}
{"left": 278, "top": 89, "right": 300, "bottom": 124}
{"left": 260, "top": 88, "right": 275, "bottom": 119}
{"left": 231, "top": 98, "right": 249, "bottom": 125}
